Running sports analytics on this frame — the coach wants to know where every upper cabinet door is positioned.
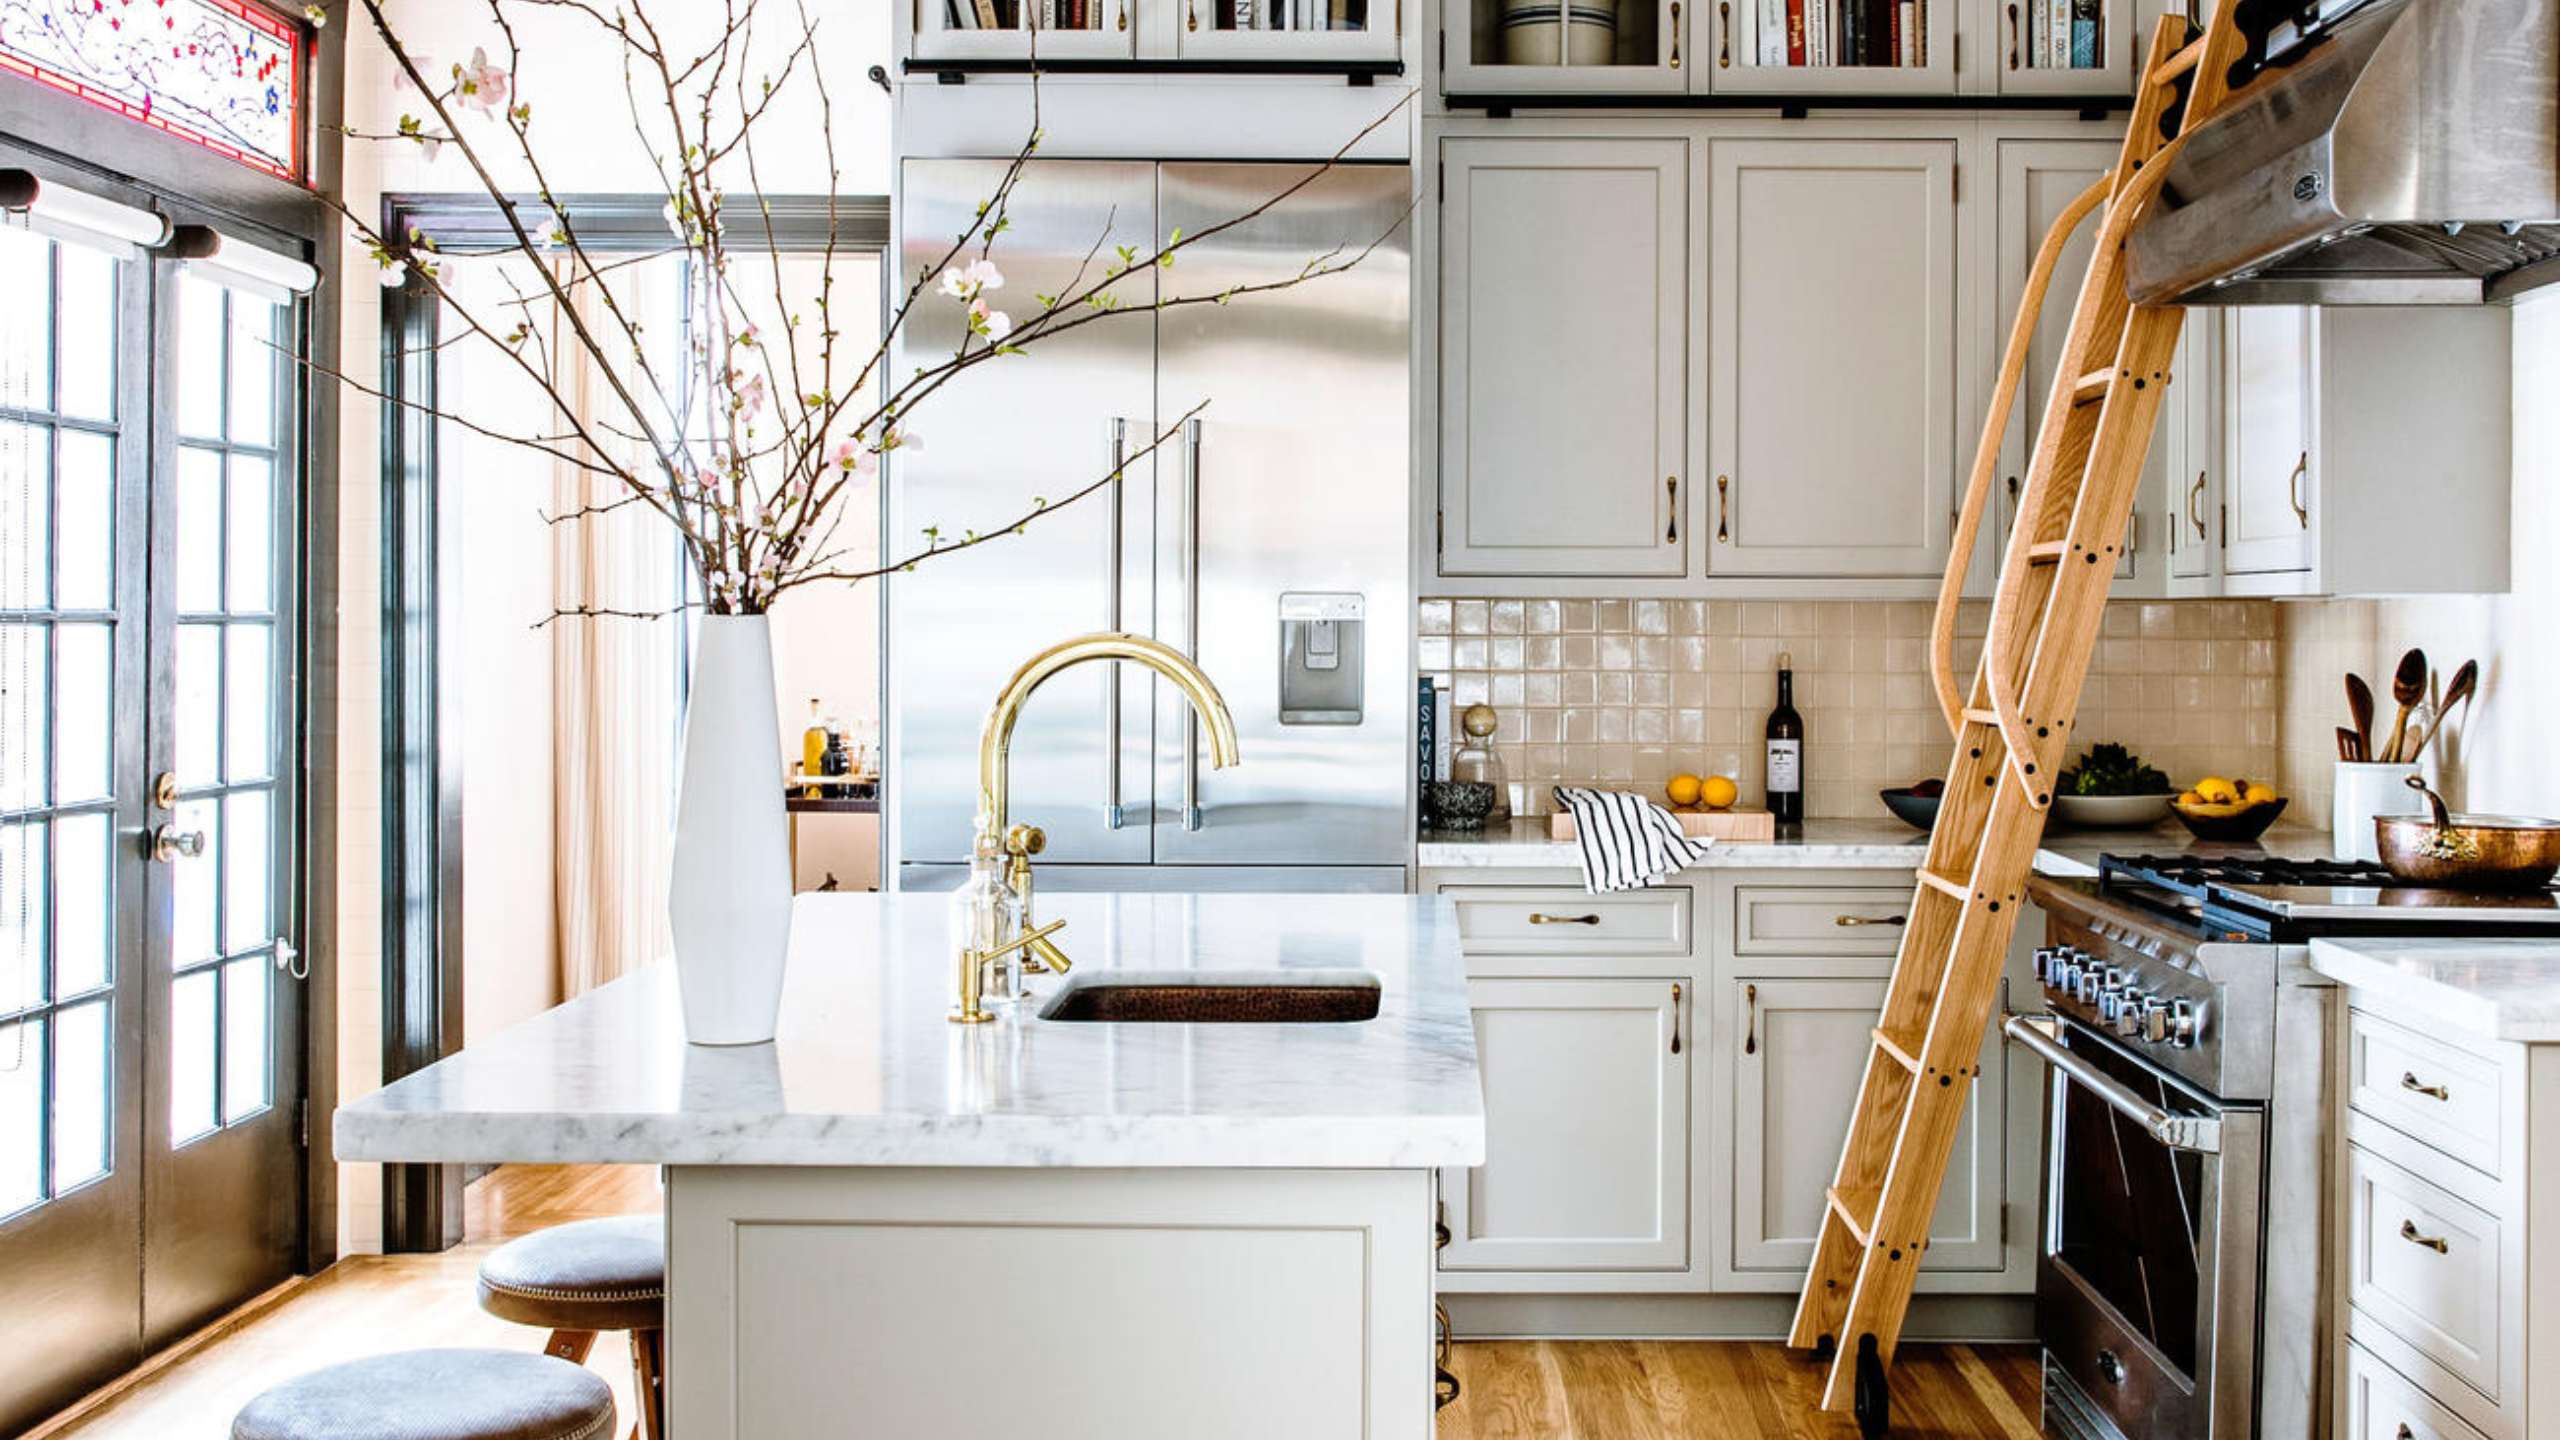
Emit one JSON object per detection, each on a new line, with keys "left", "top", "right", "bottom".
{"left": 1701, "top": 0, "right": 1957, "bottom": 94}
{"left": 1440, "top": 0, "right": 1689, "bottom": 94}
{"left": 909, "top": 0, "right": 1143, "bottom": 60}
{"left": 2222, "top": 306, "right": 2316, "bottom": 577}
{"left": 1438, "top": 137, "right": 1691, "bottom": 578}
{"left": 1984, "top": 0, "right": 2137, "bottom": 96}
{"left": 1991, "top": 137, "right": 2166, "bottom": 589}
{"left": 1706, "top": 138, "right": 1955, "bottom": 577}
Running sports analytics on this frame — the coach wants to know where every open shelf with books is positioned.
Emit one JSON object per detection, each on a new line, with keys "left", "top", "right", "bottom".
{"left": 909, "top": 0, "right": 1402, "bottom": 63}
{"left": 1702, "top": 0, "right": 1954, "bottom": 93}
{"left": 911, "top": 0, "right": 1142, "bottom": 61}
{"left": 1986, "top": 0, "right": 2133, "bottom": 96}
{"left": 1172, "top": 0, "right": 1404, "bottom": 58}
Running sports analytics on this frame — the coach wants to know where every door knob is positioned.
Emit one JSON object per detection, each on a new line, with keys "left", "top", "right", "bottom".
{"left": 152, "top": 826, "right": 206, "bottom": 864}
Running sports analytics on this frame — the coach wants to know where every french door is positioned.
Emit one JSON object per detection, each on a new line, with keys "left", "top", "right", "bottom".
{"left": 1, "top": 214, "right": 305, "bottom": 1431}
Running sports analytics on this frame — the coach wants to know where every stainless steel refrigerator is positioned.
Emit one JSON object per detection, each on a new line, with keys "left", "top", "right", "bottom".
{"left": 888, "top": 159, "right": 1413, "bottom": 892}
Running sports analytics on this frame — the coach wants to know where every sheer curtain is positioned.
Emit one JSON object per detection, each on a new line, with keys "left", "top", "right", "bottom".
{"left": 541, "top": 259, "right": 681, "bottom": 999}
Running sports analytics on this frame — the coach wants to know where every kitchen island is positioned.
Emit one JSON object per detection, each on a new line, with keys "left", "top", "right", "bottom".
{"left": 337, "top": 892, "right": 1484, "bottom": 1440}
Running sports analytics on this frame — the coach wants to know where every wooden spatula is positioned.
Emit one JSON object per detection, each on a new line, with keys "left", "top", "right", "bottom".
{"left": 2345, "top": 673, "right": 2374, "bottom": 762}
{"left": 2383, "top": 649, "right": 2426, "bottom": 764}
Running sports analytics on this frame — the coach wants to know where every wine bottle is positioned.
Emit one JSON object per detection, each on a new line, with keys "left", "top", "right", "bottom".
{"left": 1765, "top": 652, "right": 1804, "bottom": 826}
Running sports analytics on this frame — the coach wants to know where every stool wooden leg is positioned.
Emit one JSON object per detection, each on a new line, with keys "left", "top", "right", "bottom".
{"left": 630, "top": 1329, "right": 666, "bottom": 1440}
{"left": 544, "top": 1330, "right": 598, "bottom": 1365}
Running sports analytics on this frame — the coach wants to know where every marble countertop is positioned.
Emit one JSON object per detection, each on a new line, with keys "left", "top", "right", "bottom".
{"left": 2311, "top": 936, "right": 2560, "bottom": 1043}
{"left": 335, "top": 893, "right": 1485, "bottom": 1171}
{"left": 1418, "top": 815, "right": 2336, "bottom": 876}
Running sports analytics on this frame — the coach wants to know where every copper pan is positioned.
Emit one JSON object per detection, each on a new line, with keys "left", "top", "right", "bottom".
{"left": 2375, "top": 776, "right": 2560, "bottom": 892}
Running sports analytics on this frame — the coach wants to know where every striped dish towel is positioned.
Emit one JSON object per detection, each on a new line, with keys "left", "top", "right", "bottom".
{"left": 1552, "top": 786, "right": 1715, "bottom": 894}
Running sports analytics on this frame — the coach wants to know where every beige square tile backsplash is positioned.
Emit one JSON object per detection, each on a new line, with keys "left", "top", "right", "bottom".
{"left": 1420, "top": 598, "right": 2282, "bottom": 819}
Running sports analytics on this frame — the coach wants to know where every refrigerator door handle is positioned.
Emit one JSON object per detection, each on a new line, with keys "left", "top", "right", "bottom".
{"left": 1181, "top": 414, "right": 1205, "bottom": 832}
{"left": 1105, "top": 417, "right": 1128, "bottom": 830}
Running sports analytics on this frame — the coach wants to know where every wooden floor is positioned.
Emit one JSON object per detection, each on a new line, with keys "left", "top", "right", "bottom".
{"left": 42, "top": 1163, "right": 2044, "bottom": 1439}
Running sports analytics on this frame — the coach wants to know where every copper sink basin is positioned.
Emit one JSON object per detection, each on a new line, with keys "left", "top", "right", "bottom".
{"left": 1038, "top": 970, "right": 1382, "bottom": 1024}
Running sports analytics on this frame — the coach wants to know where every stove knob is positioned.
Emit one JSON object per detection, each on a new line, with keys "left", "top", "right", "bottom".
{"left": 2141, "top": 999, "right": 2170, "bottom": 1045}
{"left": 2165, "top": 999, "right": 2200, "bottom": 1049}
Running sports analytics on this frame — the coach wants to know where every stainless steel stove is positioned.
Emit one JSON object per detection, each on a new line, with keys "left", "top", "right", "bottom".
{"left": 2020, "top": 855, "right": 2560, "bottom": 1440}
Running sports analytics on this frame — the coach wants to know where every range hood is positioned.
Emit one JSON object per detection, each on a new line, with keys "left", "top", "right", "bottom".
{"left": 2126, "top": 0, "right": 2560, "bottom": 305}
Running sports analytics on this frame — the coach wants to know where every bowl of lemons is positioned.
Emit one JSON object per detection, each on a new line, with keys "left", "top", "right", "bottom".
{"left": 2170, "top": 775, "right": 2289, "bottom": 842}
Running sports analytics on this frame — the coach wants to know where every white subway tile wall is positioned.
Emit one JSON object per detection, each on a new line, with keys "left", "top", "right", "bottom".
{"left": 1419, "top": 598, "right": 2282, "bottom": 819}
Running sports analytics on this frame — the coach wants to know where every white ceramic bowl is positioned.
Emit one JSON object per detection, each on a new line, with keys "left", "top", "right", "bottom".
{"left": 2052, "top": 793, "right": 2176, "bottom": 829}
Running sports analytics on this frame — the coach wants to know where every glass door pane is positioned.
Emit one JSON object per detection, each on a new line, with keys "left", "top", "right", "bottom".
{"left": 0, "top": 214, "right": 148, "bottom": 1437}
{"left": 1444, "top": 0, "right": 1681, "bottom": 92}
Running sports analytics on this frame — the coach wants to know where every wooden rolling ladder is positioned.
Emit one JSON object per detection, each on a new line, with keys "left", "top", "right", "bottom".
{"left": 1787, "top": 5, "right": 2252, "bottom": 1432}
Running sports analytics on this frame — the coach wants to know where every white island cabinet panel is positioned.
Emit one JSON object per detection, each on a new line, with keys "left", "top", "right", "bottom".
{"left": 1706, "top": 138, "right": 1956, "bottom": 577}
{"left": 1437, "top": 137, "right": 1691, "bottom": 578}
{"left": 1442, "top": 976, "right": 1691, "bottom": 1273}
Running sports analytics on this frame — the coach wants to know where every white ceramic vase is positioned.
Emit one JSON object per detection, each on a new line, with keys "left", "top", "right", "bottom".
{"left": 2332, "top": 760, "right": 2424, "bottom": 863}
{"left": 668, "top": 614, "right": 793, "bottom": 1046}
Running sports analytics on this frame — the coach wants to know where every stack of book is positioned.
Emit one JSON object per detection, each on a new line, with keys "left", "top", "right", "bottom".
{"left": 942, "top": 0, "right": 1108, "bottom": 30}
{"left": 1738, "top": 0, "right": 1930, "bottom": 66}
{"left": 2018, "top": 0, "right": 2105, "bottom": 69}
{"left": 1219, "top": 0, "right": 1370, "bottom": 29}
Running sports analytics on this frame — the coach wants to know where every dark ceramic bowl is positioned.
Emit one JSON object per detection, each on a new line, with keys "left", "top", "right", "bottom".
{"left": 1427, "top": 781, "right": 1498, "bottom": 831}
{"left": 1879, "top": 787, "right": 1942, "bottom": 833}
{"left": 2170, "top": 797, "right": 2289, "bottom": 843}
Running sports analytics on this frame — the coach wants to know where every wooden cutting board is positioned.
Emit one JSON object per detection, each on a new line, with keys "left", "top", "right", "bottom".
{"left": 1549, "top": 807, "right": 1776, "bottom": 843}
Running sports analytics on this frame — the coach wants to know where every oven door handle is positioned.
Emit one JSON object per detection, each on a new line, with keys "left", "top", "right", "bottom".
{"left": 2004, "top": 1013, "right": 2224, "bottom": 1155}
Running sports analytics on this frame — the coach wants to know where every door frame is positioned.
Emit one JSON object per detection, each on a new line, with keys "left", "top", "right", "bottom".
{"left": 0, "top": 1, "right": 346, "bottom": 1416}
{"left": 374, "top": 194, "right": 889, "bottom": 1250}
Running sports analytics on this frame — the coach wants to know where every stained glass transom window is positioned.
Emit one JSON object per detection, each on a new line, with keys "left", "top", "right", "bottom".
{"left": 0, "top": 0, "right": 304, "bottom": 181}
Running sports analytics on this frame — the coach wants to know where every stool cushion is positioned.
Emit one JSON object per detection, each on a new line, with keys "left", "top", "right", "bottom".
{"left": 232, "top": 1348, "right": 614, "bottom": 1440}
{"left": 477, "top": 1215, "right": 666, "bottom": 1333}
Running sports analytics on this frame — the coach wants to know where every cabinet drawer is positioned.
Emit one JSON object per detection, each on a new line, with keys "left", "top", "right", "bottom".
{"left": 2348, "top": 1010, "right": 2507, "bottom": 1178}
{"left": 2345, "top": 1342, "right": 2491, "bottom": 1440}
{"left": 2348, "top": 1145, "right": 2504, "bottom": 1405}
{"left": 1443, "top": 887, "right": 1692, "bottom": 958}
{"left": 1731, "top": 885, "right": 1914, "bottom": 957}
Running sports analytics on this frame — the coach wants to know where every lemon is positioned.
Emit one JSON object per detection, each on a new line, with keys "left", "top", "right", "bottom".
{"left": 2243, "top": 782, "right": 2279, "bottom": 805}
{"left": 2179, "top": 790, "right": 2205, "bottom": 807}
{"left": 1700, "top": 775, "right": 1739, "bottom": 811}
{"left": 2195, "top": 776, "right": 2240, "bottom": 805}
{"left": 1666, "top": 774, "right": 1704, "bottom": 807}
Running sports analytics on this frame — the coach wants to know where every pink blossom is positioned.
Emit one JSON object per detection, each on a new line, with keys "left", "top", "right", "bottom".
{"left": 935, "top": 257, "right": 1005, "bottom": 301}
{"left": 970, "top": 297, "right": 1014, "bottom": 343}
{"left": 455, "top": 48, "right": 510, "bottom": 115}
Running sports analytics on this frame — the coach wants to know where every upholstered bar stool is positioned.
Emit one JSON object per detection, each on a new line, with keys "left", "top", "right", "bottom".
{"left": 232, "top": 1348, "right": 613, "bottom": 1440}
{"left": 476, "top": 1215, "right": 667, "bottom": 1439}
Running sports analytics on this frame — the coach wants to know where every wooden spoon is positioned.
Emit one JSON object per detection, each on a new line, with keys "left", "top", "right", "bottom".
{"left": 2383, "top": 648, "right": 2427, "bottom": 764}
{"left": 2404, "top": 658, "right": 2479, "bottom": 764}
{"left": 2345, "top": 673, "right": 2375, "bottom": 761}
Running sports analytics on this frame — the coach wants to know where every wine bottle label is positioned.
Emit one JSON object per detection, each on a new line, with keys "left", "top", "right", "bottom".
{"left": 1767, "top": 739, "right": 1802, "bottom": 793}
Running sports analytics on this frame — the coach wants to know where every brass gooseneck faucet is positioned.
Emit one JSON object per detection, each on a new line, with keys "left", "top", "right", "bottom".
{"left": 951, "top": 632, "right": 1242, "bottom": 1023}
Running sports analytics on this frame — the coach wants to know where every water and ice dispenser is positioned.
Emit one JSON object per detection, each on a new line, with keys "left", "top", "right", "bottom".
{"left": 1278, "top": 592, "right": 1364, "bottom": 725}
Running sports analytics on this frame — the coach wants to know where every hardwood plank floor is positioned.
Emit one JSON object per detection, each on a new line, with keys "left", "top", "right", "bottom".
{"left": 40, "top": 1162, "right": 2043, "bottom": 1439}
{"left": 1437, "top": 1339, "right": 2045, "bottom": 1440}
{"left": 39, "top": 1165, "right": 662, "bottom": 1439}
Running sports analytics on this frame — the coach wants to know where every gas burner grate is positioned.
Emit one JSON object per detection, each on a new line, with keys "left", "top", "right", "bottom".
{"left": 2101, "top": 854, "right": 2402, "bottom": 896}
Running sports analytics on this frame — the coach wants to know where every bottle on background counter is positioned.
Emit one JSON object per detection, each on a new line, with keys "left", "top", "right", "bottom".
{"left": 801, "top": 698, "right": 829, "bottom": 777}
{"left": 1766, "top": 652, "right": 1803, "bottom": 827}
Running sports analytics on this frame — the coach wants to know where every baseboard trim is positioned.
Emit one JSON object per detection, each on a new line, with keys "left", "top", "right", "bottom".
{"left": 24, "top": 1275, "right": 309, "bottom": 1440}
{"left": 1442, "top": 1292, "right": 2037, "bottom": 1343}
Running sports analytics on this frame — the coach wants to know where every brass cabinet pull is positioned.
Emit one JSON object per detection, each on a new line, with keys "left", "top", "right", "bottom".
{"left": 1187, "top": 1, "right": 1198, "bottom": 27}
{"left": 1666, "top": 477, "right": 1679, "bottom": 543}
{"left": 1117, "top": 0, "right": 1128, "bottom": 29}
{"left": 2401, "top": 1071, "right": 2451, "bottom": 1101}
{"left": 1836, "top": 913, "right": 1908, "bottom": 928}
{"left": 2397, "top": 1426, "right": 2417, "bottom": 1440}
{"left": 2006, "top": 2, "right": 2020, "bottom": 67}
{"left": 1528, "top": 912, "right": 1602, "bottom": 926}
{"left": 1668, "top": 0, "right": 1682, "bottom": 68}
{"left": 2399, "top": 1219, "right": 2450, "bottom": 1254}
{"left": 1716, "top": 474, "right": 1730, "bottom": 542}
{"left": 1718, "top": 0, "right": 1731, "bottom": 66}
{"left": 1744, "top": 982, "right": 1758, "bottom": 1056}
{"left": 2287, "top": 451, "right": 2309, "bottom": 527}
{"left": 1670, "top": 982, "right": 1683, "bottom": 1055}
{"left": 2188, "top": 470, "right": 2208, "bottom": 537}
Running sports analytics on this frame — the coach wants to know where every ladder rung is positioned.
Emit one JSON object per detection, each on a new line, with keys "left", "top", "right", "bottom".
{"left": 1828, "top": 1186, "right": 1881, "bottom": 1247}
{"left": 1873, "top": 1026, "right": 1924, "bottom": 1073}
{"left": 1961, "top": 707, "right": 2000, "bottom": 726}
{"left": 2147, "top": 37, "right": 2204, "bottom": 86}
{"left": 2027, "top": 540, "right": 2069, "bottom": 564}
{"left": 2071, "top": 367, "right": 2114, "bottom": 405}
{"left": 1917, "top": 869, "right": 1970, "bottom": 902}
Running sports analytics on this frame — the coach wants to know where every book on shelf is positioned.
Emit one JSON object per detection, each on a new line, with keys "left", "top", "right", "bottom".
{"left": 2070, "top": 0, "right": 2099, "bottom": 65}
{"left": 1433, "top": 686, "right": 1454, "bottom": 784}
{"left": 1785, "top": 0, "right": 1807, "bottom": 65}
{"left": 1758, "top": 0, "right": 1784, "bottom": 62}
{"left": 1415, "top": 679, "right": 1436, "bottom": 827}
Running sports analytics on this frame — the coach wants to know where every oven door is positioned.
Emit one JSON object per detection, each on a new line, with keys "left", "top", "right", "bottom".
{"left": 2008, "top": 1014, "right": 2266, "bottom": 1440}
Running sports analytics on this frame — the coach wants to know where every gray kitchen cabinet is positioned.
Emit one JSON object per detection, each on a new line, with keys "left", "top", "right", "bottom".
{"left": 1436, "top": 136, "right": 1692, "bottom": 579}
{"left": 2218, "top": 305, "right": 2511, "bottom": 598}
{"left": 1713, "top": 974, "right": 2005, "bottom": 1285}
{"left": 1438, "top": 975, "right": 1694, "bottom": 1275}
{"left": 1992, "top": 135, "right": 2216, "bottom": 597}
{"left": 1705, "top": 137, "right": 1957, "bottom": 578}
